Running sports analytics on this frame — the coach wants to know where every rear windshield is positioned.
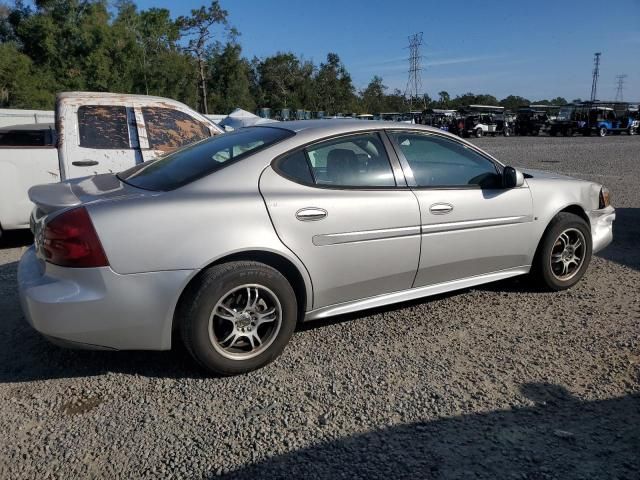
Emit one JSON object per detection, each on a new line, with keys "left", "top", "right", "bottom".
{"left": 118, "top": 126, "right": 293, "bottom": 191}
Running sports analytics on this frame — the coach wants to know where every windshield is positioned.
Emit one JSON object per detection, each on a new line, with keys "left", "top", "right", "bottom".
{"left": 118, "top": 126, "right": 293, "bottom": 191}
{"left": 557, "top": 106, "right": 574, "bottom": 121}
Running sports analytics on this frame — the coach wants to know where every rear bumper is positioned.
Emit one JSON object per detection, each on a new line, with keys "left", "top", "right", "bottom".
{"left": 589, "top": 206, "right": 615, "bottom": 254}
{"left": 18, "top": 246, "right": 193, "bottom": 350}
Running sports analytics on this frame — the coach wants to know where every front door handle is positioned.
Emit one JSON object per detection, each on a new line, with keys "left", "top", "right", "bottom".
{"left": 72, "top": 160, "right": 99, "bottom": 167}
{"left": 429, "top": 203, "right": 454, "bottom": 215}
{"left": 295, "top": 207, "right": 327, "bottom": 221}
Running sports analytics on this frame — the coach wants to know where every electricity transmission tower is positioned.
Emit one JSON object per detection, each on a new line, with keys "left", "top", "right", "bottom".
{"left": 590, "top": 52, "right": 601, "bottom": 102}
{"left": 614, "top": 74, "right": 627, "bottom": 101}
{"left": 405, "top": 32, "right": 425, "bottom": 110}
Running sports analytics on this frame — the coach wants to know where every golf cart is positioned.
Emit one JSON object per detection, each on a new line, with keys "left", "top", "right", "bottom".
{"left": 514, "top": 105, "right": 558, "bottom": 136}
{"left": 460, "top": 105, "right": 512, "bottom": 137}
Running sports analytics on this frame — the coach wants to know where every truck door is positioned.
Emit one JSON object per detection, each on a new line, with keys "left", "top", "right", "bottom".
{"left": 59, "top": 104, "right": 142, "bottom": 179}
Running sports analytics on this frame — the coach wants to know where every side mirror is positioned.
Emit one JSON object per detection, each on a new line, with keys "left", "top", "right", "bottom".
{"left": 503, "top": 166, "right": 525, "bottom": 188}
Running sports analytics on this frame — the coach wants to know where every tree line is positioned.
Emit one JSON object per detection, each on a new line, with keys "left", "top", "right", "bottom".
{"left": 0, "top": 0, "right": 570, "bottom": 114}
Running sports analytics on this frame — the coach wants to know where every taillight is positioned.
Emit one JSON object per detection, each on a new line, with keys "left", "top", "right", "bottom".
{"left": 42, "top": 207, "right": 109, "bottom": 268}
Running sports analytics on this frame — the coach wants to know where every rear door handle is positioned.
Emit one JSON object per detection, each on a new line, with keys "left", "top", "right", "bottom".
{"left": 429, "top": 203, "right": 454, "bottom": 215}
{"left": 296, "top": 208, "right": 327, "bottom": 221}
{"left": 72, "top": 160, "right": 99, "bottom": 167}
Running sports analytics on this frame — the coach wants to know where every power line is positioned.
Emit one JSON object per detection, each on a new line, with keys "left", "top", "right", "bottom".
{"left": 614, "top": 74, "right": 627, "bottom": 102}
{"left": 405, "top": 32, "right": 425, "bottom": 110}
{"left": 590, "top": 52, "right": 601, "bottom": 102}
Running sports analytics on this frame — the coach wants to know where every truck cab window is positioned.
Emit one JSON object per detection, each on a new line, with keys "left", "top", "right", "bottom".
{"left": 141, "top": 107, "right": 211, "bottom": 152}
{"left": 78, "top": 105, "right": 130, "bottom": 149}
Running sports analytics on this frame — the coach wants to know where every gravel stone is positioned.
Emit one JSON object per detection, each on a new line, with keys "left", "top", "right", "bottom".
{"left": 0, "top": 135, "right": 638, "bottom": 479}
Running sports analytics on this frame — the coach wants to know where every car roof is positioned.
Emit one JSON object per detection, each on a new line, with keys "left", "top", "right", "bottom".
{"left": 263, "top": 119, "right": 443, "bottom": 135}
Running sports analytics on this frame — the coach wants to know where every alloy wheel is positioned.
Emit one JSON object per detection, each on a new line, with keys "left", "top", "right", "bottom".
{"left": 208, "top": 284, "right": 282, "bottom": 360}
{"left": 549, "top": 228, "right": 586, "bottom": 281}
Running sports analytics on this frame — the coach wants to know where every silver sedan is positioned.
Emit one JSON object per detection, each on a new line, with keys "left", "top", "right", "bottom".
{"left": 18, "top": 121, "right": 615, "bottom": 374}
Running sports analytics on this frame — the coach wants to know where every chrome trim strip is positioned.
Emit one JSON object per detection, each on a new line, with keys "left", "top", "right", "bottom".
{"left": 312, "top": 225, "right": 421, "bottom": 246}
{"left": 421, "top": 215, "right": 532, "bottom": 234}
{"left": 304, "top": 266, "right": 530, "bottom": 321}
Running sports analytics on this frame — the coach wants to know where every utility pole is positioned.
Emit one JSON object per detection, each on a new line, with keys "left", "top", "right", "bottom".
{"left": 590, "top": 52, "right": 601, "bottom": 102}
{"left": 614, "top": 74, "right": 627, "bottom": 102}
{"left": 405, "top": 32, "right": 425, "bottom": 111}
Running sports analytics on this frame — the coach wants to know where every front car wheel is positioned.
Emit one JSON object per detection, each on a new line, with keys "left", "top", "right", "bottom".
{"left": 532, "top": 212, "right": 592, "bottom": 291}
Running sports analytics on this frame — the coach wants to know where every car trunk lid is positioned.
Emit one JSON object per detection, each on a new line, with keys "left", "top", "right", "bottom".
{"left": 29, "top": 173, "right": 152, "bottom": 215}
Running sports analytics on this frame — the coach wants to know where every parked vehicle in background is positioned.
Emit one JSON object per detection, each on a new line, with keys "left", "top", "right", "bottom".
{"left": 460, "top": 105, "right": 512, "bottom": 137}
{"left": 0, "top": 92, "right": 221, "bottom": 234}
{"left": 18, "top": 120, "right": 614, "bottom": 375}
{"left": 581, "top": 102, "right": 638, "bottom": 137}
{"left": 549, "top": 102, "right": 638, "bottom": 137}
{"left": 376, "top": 112, "right": 403, "bottom": 122}
{"left": 422, "top": 109, "right": 459, "bottom": 132}
{"left": 0, "top": 108, "right": 54, "bottom": 128}
{"left": 548, "top": 104, "right": 581, "bottom": 136}
{"left": 356, "top": 114, "right": 375, "bottom": 120}
{"left": 514, "top": 105, "right": 558, "bottom": 136}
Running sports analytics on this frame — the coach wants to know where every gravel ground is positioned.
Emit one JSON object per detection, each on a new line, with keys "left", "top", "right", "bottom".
{"left": 0, "top": 136, "right": 638, "bottom": 479}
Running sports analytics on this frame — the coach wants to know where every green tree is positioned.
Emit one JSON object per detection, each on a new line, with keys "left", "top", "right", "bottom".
{"left": 207, "top": 41, "right": 255, "bottom": 113}
{"left": 499, "top": 95, "right": 530, "bottom": 111}
{"left": 0, "top": 43, "right": 53, "bottom": 107}
{"left": 360, "top": 75, "right": 386, "bottom": 113}
{"left": 315, "top": 53, "right": 355, "bottom": 114}
{"left": 177, "top": 0, "right": 230, "bottom": 113}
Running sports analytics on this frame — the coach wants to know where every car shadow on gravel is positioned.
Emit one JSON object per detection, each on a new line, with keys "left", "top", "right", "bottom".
{"left": 596, "top": 207, "right": 640, "bottom": 271}
{"left": 220, "top": 382, "right": 640, "bottom": 480}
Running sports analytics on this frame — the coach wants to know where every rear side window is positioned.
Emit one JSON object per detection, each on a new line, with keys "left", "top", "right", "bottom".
{"left": 275, "top": 132, "right": 395, "bottom": 188}
{"left": 78, "top": 105, "right": 129, "bottom": 149}
{"left": 118, "top": 126, "right": 293, "bottom": 191}
{"left": 0, "top": 127, "right": 54, "bottom": 147}
{"left": 142, "top": 107, "right": 211, "bottom": 152}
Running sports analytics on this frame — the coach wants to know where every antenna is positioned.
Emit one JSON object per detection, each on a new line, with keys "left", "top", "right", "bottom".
{"left": 590, "top": 52, "right": 601, "bottom": 102}
{"left": 614, "top": 74, "right": 627, "bottom": 101}
{"left": 405, "top": 32, "right": 425, "bottom": 111}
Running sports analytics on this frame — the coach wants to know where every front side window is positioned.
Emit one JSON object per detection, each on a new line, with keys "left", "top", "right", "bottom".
{"left": 118, "top": 126, "right": 293, "bottom": 191}
{"left": 78, "top": 105, "right": 129, "bottom": 149}
{"left": 389, "top": 132, "right": 500, "bottom": 188}
{"left": 142, "top": 107, "right": 212, "bottom": 152}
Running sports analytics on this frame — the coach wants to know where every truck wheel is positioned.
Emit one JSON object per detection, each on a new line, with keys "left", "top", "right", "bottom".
{"left": 598, "top": 126, "right": 607, "bottom": 137}
{"left": 532, "top": 212, "right": 592, "bottom": 291}
{"left": 179, "top": 261, "right": 298, "bottom": 375}
{"left": 475, "top": 128, "right": 483, "bottom": 138}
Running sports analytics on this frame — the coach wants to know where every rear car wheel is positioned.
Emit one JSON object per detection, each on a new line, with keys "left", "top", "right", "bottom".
{"left": 179, "top": 261, "right": 297, "bottom": 375}
{"left": 475, "top": 128, "right": 483, "bottom": 138}
{"left": 599, "top": 126, "right": 607, "bottom": 137}
{"left": 532, "top": 212, "right": 592, "bottom": 291}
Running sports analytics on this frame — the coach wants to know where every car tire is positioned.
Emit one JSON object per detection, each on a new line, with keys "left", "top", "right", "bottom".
{"left": 532, "top": 212, "right": 592, "bottom": 291}
{"left": 599, "top": 126, "right": 607, "bottom": 137}
{"left": 475, "top": 128, "right": 483, "bottom": 138}
{"left": 179, "top": 261, "right": 298, "bottom": 375}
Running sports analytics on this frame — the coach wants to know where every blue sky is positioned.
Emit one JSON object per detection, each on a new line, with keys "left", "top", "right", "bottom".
{"left": 136, "top": 0, "right": 640, "bottom": 101}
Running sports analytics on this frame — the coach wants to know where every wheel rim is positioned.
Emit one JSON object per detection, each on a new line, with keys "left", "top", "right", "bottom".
{"left": 208, "top": 284, "right": 282, "bottom": 360}
{"left": 549, "top": 228, "right": 586, "bottom": 281}
{"left": 600, "top": 128, "right": 606, "bottom": 137}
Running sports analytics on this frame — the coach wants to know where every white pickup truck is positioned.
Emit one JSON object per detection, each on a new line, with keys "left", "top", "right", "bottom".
{"left": 0, "top": 92, "right": 222, "bottom": 234}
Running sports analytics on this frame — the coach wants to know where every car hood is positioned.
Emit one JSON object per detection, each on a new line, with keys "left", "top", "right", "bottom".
{"left": 29, "top": 173, "right": 154, "bottom": 215}
{"left": 521, "top": 168, "right": 579, "bottom": 181}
